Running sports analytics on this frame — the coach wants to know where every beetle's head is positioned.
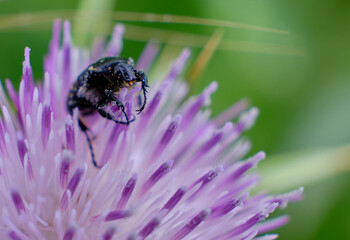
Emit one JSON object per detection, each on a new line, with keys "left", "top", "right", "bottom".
{"left": 111, "top": 58, "right": 149, "bottom": 114}
{"left": 114, "top": 62, "right": 137, "bottom": 86}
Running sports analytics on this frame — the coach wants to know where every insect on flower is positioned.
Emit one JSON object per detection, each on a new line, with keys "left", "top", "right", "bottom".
{"left": 66, "top": 57, "right": 149, "bottom": 168}
{"left": 0, "top": 21, "right": 303, "bottom": 239}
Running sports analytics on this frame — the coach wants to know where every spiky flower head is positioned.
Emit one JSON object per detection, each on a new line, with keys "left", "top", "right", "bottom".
{"left": 0, "top": 20, "right": 302, "bottom": 240}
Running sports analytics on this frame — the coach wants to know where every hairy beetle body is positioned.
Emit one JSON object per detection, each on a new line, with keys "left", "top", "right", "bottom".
{"left": 66, "top": 57, "right": 149, "bottom": 168}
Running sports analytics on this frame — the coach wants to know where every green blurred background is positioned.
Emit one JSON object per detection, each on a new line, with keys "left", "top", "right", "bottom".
{"left": 0, "top": 0, "right": 349, "bottom": 239}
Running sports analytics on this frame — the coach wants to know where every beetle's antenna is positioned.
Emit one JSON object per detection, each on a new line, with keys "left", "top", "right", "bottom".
{"left": 78, "top": 119, "right": 101, "bottom": 169}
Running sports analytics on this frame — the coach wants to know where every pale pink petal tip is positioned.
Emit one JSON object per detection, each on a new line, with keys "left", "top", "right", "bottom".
{"left": 107, "top": 24, "right": 125, "bottom": 56}
{"left": 63, "top": 20, "right": 72, "bottom": 44}
{"left": 164, "top": 48, "right": 191, "bottom": 85}
{"left": 257, "top": 215, "right": 290, "bottom": 235}
{"left": 213, "top": 98, "right": 250, "bottom": 126}
{"left": 136, "top": 41, "right": 161, "bottom": 72}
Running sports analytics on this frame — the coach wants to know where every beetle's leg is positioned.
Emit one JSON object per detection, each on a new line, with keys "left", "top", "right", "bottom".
{"left": 136, "top": 73, "right": 149, "bottom": 114}
{"left": 97, "top": 107, "right": 135, "bottom": 125}
{"left": 136, "top": 82, "right": 148, "bottom": 114}
{"left": 97, "top": 93, "right": 134, "bottom": 125}
{"left": 105, "top": 91, "right": 130, "bottom": 123}
{"left": 78, "top": 119, "right": 101, "bottom": 169}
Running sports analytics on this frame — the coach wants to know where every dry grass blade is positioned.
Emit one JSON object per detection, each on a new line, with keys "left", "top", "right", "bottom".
{"left": 111, "top": 11, "right": 289, "bottom": 34}
{"left": 0, "top": 10, "right": 288, "bottom": 34}
{"left": 122, "top": 24, "right": 305, "bottom": 56}
{"left": 0, "top": 10, "right": 304, "bottom": 56}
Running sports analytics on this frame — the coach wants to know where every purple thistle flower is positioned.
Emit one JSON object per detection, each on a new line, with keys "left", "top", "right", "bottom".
{"left": 0, "top": 20, "right": 303, "bottom": 240}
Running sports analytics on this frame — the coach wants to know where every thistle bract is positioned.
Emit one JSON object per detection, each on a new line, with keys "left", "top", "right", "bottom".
{"left": 0, "top": 21, "right": 302, "bottom": 240}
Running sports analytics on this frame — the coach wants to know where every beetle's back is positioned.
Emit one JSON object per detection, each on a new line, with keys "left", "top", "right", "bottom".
{"left": 66, "top": 56, "right": 137, "bottom": 114}
{"left": 89, "top": 57, "right": 129, "bottom": 72}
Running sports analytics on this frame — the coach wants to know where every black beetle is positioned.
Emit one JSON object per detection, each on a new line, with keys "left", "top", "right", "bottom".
{"left": 67, "top": 57, "right": 149, "bottom": 168}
